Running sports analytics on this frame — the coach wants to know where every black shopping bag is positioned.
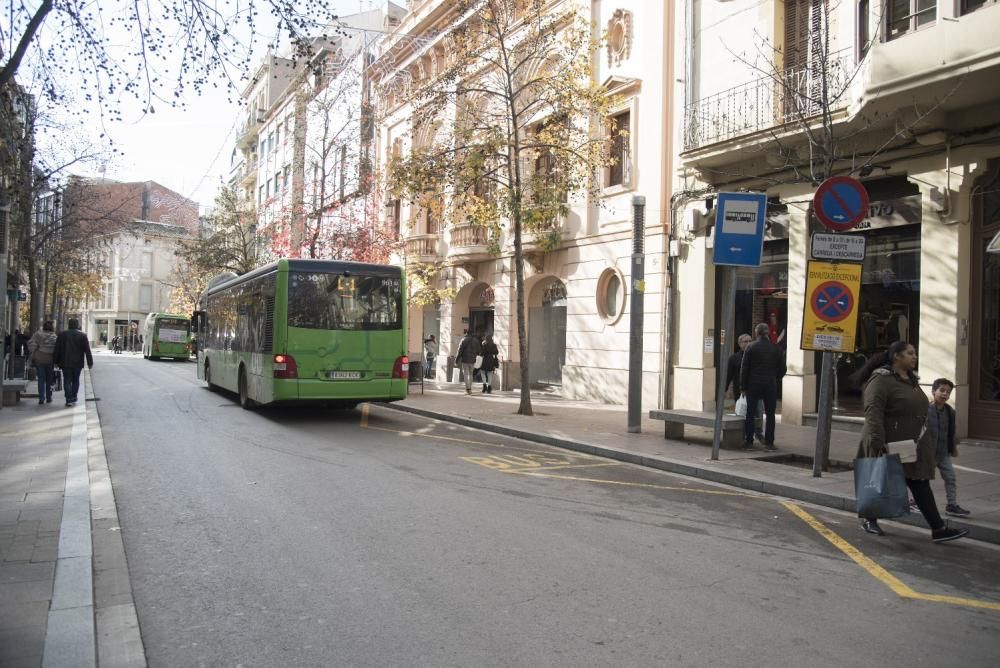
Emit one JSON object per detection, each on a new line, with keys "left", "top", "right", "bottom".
{"left": 854, "top": 454, "right": 909, "bottom": 519}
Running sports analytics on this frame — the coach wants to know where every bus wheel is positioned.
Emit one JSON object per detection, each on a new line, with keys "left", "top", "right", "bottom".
{"left": 238, "top": 368, "right": 255, "bottom": 410}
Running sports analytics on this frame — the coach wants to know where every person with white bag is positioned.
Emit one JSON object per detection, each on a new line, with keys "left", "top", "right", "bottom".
{"left": 726, "top": 333, "right": 764, "bottom": 446}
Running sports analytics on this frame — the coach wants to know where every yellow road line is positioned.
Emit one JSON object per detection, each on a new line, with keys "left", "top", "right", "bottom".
{"left": 503, "top": 462, "right": 622, "bottom": 473}
{"left": 504, "top": 469, "right": 759, "bottom": 497}
{"left": 363, "top": 411, "right": 1000, "bottom": 612}
{"left": 362, "top": 423, "right": 600, "bottom": 457}
{"left": 781, "top": 501, "right": 1000, "bottom": 612}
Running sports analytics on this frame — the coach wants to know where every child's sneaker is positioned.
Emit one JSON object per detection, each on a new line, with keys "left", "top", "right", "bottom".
{"left": 945, "top": 504, "right": 971, "bottom": 517}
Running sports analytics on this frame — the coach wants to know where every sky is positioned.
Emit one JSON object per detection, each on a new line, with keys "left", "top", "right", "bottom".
{"left": 64, "top": 0, "right": 383, "bottom": 214}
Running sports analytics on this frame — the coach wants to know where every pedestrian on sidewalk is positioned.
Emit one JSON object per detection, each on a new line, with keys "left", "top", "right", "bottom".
{"left": 727, "top": 332, "right": 764, "bottom": 445}
{"left": 456, "top": 330, "right": 482, "bottom": 395}
{"left": 479, "top": 334, "right": 500, "bottom": 394}
{"left": 927, "top": 378, "right": 971, "bottom": 517}
{"left": 423, "top": 334, "right": 438, "bottom": 379}
{"left": 53, "top": 318, "right": 94, "bottom": 408}
{"left": 27, "top": 321, "right": 58, "bottom": 405}
{"left": 739, "top": 322, "right": 785, "bottom": 451}
{"left": 851, "top": 341, "right": 967, "bottom": 542}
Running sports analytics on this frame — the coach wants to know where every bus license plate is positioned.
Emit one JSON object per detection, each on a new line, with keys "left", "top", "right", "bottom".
{"left": 327, "top": 371, "right": 361, "bottom": 380}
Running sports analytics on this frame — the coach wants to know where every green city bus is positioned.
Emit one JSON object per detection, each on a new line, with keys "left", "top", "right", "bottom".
{"left": 192, "top": 259, "right": 409, "bottom": 409}
{"left": 142, "top": 313, "right": 192, "bottom": 360}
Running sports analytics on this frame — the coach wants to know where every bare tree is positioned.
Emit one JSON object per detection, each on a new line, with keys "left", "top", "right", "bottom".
{"left": 1, "top": 0, "right": 341, "bottom": 114}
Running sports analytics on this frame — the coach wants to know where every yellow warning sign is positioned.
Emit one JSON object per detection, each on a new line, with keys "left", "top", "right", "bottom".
{"left": 801, "top": 261, "right": 862, "bottom": 352}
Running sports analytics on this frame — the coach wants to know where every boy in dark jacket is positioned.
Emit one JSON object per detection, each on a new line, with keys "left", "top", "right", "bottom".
{"left": 54, "top": 318, "right": 94, "bottom": 407}
{"left": 927, "top": 378, "right": 971, "bottom": 517}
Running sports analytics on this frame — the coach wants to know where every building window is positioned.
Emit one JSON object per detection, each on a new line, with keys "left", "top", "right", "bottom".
{"left": 607, "top": 109, "right": 632, "bottom": 189}
{"left": 258, "top": 185, "right": 264, "bottom": 204}
{"left": 139, "top": 284, "right": 153, "bottom": 311}
{"left": 140, "top": 251, "right": 152, "bottom": 277}
{"left": 886, "top": 0, "right": 936, "bottom": 40}
{"left": 596, "top": 268, "right": 626, "bottom": 324}
{"left": 961, "top": 0, "right": 994, "bottom": 12}
{"left": 267, "top": 132, "right": 275, "bottom": 154}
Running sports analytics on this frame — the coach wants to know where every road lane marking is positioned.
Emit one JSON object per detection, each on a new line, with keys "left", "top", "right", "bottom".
{"left": 952, "top": 464, "right": 998, "bottom": 476}
{"left": 781, "top": 501, "right": 1000, "bottom": 612}
{"left": 361, "top": 421, "right": 604, "bottom": 457}
{"left": 498, "top": 469, "right": 759, "bottom": 497}
{"left": 366, "top": 410, "right": 1000, "bottom": 612}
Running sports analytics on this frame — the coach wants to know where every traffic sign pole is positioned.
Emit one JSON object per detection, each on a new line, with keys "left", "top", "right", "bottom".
{"left": 711, "top": 267, "right": 736, "bottom": 461}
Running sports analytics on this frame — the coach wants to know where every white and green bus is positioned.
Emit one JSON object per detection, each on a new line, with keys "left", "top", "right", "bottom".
{"left": 142, "top": 313, "right": 192, "bottom": 360}
{"left": 192, "top": 259, "right": 409, "bottom": 409}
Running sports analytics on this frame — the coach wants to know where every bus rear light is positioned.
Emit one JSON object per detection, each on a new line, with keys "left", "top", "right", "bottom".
{"left": 392, "top": 355, "right": 409, "bottom": 379}
{"left": 273, "top": 354, "right": 298, "bottom": 379}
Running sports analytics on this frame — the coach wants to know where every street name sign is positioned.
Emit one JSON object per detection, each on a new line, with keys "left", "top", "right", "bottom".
{"left": 811, "top": 233, "right": 866, "bottom": 262}
{"left": 712, "top": 192, "right": 768, "bottom": 267}
{"left": 801, "top": 261, "right": 862, "bottom": 352}
{"left": 814, "top": 176, "right": 870, "bottom": 232}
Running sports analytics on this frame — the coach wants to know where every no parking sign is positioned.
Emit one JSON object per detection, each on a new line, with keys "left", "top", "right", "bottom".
{"left": 801, "top": 261, "right": 862, "bottom": 352}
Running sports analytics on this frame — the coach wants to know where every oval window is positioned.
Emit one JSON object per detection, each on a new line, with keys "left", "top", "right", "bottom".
{"left": 596, "top": 268, "right": 626, "bottom": 324}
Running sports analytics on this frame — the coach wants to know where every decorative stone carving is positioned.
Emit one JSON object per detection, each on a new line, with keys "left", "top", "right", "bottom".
{"left": 607, "top": 9, "right": 633, "bottom": 68}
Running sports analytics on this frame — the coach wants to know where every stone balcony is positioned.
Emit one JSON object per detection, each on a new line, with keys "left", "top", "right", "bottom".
{"left": 404, "top": 233, "right": 441, "bottom": 263}
{"left": 447, "top": 222, "right": 492, "bottom": 262}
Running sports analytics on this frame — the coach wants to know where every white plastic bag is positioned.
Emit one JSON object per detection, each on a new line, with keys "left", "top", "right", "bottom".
{"left": 735, "top": 395, "right": 747, "bottom": 417}
{"left": 473, "top": 355, "right": 483, "bottom": 369}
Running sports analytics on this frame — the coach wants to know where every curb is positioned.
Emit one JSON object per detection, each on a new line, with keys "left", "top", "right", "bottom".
{"left": 85, "top": 370, "right": 147, "bottom": 668}
{"left": 380, "top": 402, "right": 1000, "bottom": 546}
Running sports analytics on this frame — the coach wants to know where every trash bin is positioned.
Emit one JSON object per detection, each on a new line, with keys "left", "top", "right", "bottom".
{"left": 408, "top": 360, "right": 422, "bottom": 382}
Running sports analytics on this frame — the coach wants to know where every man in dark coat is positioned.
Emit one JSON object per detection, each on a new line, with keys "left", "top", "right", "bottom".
{"left": 740, "top": 322, "right": 786, "bottom": 450}
{"left": 53, "top": 318, "right": 94, "bottom": 407}
{"left": 455, "top": 330, "right": 482, "bottom": 395}
{"left": 727, "top": 333, "right": 764, "bottom": 444}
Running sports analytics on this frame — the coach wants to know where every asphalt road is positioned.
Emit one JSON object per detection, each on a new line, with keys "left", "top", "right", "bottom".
{"left": 91, "top": 353, "right": 1000, "bottom": 667}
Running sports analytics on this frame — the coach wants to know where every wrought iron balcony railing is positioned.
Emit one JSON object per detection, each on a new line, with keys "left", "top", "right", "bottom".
{"left": 683, "top": 49, "right": 855, "bottom": 152}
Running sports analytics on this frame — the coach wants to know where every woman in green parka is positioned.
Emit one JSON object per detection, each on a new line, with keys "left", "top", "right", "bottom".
{"left": 852, "top": 341, "right": 968, "bottom": 543}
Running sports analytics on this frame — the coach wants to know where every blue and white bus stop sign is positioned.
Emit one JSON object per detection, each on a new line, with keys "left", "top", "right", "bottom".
{"left": 712, "top": 192, "right": 768, "bottom": 267}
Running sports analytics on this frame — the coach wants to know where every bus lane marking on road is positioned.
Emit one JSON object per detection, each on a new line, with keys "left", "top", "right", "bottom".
{"left": 460, "top": 454, "right": 620, "bottom": 473}
{"left": 783, "top": 500, "right": 1000, "bottom": 612}
{"left": 360, "top": 410, "right": 611, "bottom": 459}
{"left": 462, "top": 459, "right": 1000, "bottom": 612}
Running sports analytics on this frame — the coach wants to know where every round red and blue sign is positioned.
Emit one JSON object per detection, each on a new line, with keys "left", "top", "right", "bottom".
{"left": 813, "top": 176, "right": 869, "bottom": 232}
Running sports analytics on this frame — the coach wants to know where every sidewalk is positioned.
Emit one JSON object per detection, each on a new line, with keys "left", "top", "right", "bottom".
{"left": 0, "top": 365, "right": 144, "bottom": 668}
{"left": 390, "top": 380, "right": 1000, "bottom": 545}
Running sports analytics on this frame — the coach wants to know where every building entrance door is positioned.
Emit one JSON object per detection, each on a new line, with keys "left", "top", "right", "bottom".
{"left": 528, "top": 279, "right": 567, "bottom": 386}
{"left": 970, "top": 163, "right": 1000, "bottom": 438}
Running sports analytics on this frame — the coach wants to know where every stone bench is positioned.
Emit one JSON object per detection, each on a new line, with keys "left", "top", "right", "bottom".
{"left": 649, "top": 409, "right": 746, "bottom": 449}
{"left": 1, "top": 380, "right": 30, "bottom": 406}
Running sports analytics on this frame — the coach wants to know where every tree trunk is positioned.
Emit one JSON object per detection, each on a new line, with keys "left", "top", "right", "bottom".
{"left": 513, "top": 205, "right": 532, "bottom": 416}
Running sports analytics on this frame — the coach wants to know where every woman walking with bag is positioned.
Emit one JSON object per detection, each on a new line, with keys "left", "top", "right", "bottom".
{"left": 851, "top": 341, "right": 968, "bottom": 542}
{"left": 479, "top": 334, "right": 500, "bottom": 394}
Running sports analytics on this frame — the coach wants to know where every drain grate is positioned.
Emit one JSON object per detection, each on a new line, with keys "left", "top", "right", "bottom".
{"left": 758, "top": 453, "right": 853, "bottom": 473}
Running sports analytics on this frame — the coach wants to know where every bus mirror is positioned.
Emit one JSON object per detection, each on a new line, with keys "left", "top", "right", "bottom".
{"left": 192, "top": 310, "right": 207, "bottom": 333}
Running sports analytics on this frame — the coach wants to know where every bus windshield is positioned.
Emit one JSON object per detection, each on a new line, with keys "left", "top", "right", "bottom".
{"left": 288, "top": 271, "right": 403, "bottom": 331}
